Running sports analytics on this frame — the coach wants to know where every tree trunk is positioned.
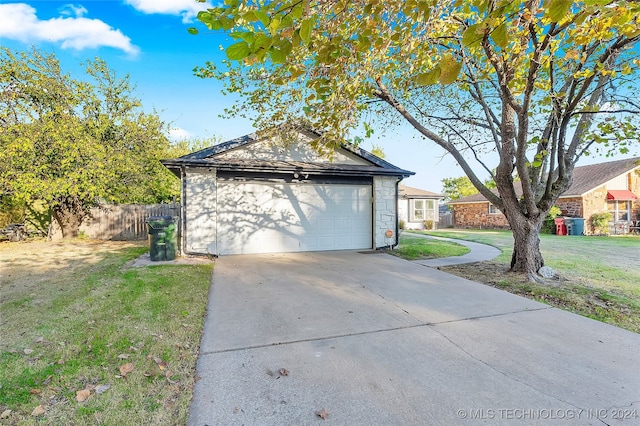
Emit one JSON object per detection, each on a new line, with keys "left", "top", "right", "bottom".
{"left": 51, "top": 196, "right": 86, "bottom": 239}
{"left": 509, "top": 216, "right": 545, "bottom": 280}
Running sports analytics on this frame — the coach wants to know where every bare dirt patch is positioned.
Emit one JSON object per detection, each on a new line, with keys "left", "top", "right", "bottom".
{"left": 0, "top": 239, "right": 144, "bottom": 301}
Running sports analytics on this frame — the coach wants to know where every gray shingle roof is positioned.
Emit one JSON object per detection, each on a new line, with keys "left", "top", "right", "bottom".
{"left": 449, "top": 157, "right": 640, "bottom": 204}
{"left": 399, "top": 184, "right": 443, "bottom": 199}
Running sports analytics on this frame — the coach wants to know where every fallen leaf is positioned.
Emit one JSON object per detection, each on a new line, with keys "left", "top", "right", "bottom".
{"left": 29, "top": 389, "right": 41, "bottom": 395}
{"left": 95, "top": 384, "right": 110, "bottom": 395}
{"left": 117, "top": 354, "right": 129, "bottom": 359}
{"left": 315, "top": 408, "right": 329, "bottom": 419}
{"left": 119, "top": 363, "right": 134, "bottom": 376}
{"left": 76, "top": 389, "right": 91, "bottom": 402}
{"left": 23, "top": 348, "right": 34, "bottom": 355}
{"left": 41, "top": 375, "right": 53, "bottom": 386}
{"left": 31, "top": 405, "right": 45, "bottom": 416}
{"left": 34, "top": 336, "right": 44, "bottom": 344}
{"left": 1, "top": 410, "right": 11, "bottom": 419}
{"left": 279, "top": 368, "right": 289, "bottom": 377}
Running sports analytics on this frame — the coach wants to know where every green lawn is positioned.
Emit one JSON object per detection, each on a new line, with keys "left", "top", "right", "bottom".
{"left": 391, "top": 234, "right": 470, "bottom": 260}
{"left": 412, "top": 229, "right": 640, "bottom": 332}
{"left": 0, "top": 241, "right": 213, "bottom": 425}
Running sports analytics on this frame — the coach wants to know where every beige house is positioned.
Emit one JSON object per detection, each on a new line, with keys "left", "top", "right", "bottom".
{"left": 397, "top": 185, "right": 443, "bottom": 230}
{"left": 448, "top": 157, "right": 640, "bottom": 235}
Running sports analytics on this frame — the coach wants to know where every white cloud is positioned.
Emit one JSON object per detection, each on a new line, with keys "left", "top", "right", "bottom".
{"left": 59, "top": 4, "right": 88, "bottom": 18}
{"left": 125, "top": 0, "right": 211, "bottom": 23}
{"left": 168, "top": 127, "right": 192, "bottom": 141}
{"left": 0, "top": 3, "right": 139, "bottom": 56}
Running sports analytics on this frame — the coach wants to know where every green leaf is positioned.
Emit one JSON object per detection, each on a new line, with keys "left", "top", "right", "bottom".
{"left": 187, "top": 27, "right": 199, "bottom": 35}
{"left": 416, "top": 68, "right": 441, "bottom": 85}
{"left": 254, "top": 10, "right": 270, "bottom": 26}
{"left": 439, "top": 54, "right": 462, "bottom": 85}
{"left": 462, "top": 24, "right": 482, "bottom": 47}
{"left": 300, "top": 19, "right": 312, "bottom": 44}
{"left": 226, "top": 41, "right": 250, "bottom": 60}
{"left": 269, "top": 46, "right": 287, "bottom": 63}
{"left": 252, "top": 34, "right": 272, "bottom": 52}
{"left": 491, "top": 23, "right": 508, "bottom": 49}
{"left": 547, "top": 0, "right": 573, "bottom": 22}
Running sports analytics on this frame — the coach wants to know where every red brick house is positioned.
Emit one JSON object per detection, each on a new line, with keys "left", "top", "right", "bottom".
{"left": 448, "top": 157, "right": 640, "bottom": 234}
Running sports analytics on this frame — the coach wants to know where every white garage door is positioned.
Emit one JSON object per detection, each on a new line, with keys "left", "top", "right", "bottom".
{"left": 216, "top": 181, "right": 372, "bottom": 255}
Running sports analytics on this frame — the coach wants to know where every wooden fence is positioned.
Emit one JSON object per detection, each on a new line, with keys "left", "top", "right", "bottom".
{"left": 50, "top": 203, "right": 180, "bottom": 241}
{"left": 438, "top": 212, "right": 454, "bottom": 228}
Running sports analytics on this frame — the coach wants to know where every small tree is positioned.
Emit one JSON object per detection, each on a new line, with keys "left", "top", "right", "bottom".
{"left": 0, "top": 48, "right": 178, "bottom": 238}
{"left": 191, "top": 0, "right": 640, "bottom": 280}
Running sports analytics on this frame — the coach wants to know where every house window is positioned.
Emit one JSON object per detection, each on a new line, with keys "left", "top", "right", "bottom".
{"left": 608, "top": 200, "right": 631, "bottom": 221}
{"left": 488, "top": 204, "right": 498, "bottom": 214}
{"left": 410, "top": 199, "right": 435, "bottom": 221}
{"left": 412, "top": 200, "right": 425, "bottom": 221}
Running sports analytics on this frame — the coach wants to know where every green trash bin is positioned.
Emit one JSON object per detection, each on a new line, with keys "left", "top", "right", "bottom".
{"left": 572, "top": 218, "right": 585, "bottom": 236}
{"left": 146, "top": 216, "right": 177, "bottom": 261}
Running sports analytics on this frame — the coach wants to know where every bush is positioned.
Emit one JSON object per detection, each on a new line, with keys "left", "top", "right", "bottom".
{"left": 591, "top": 212, "right": 612, "bottom": 235}
{"left": 541, "top": 206, "right": 562, "bottom": 234}
{"left": 399, "top": 219, "right": 405, "bottom": 230}
{"left": 424, "top": 220, "right": 434, "bottom": 230}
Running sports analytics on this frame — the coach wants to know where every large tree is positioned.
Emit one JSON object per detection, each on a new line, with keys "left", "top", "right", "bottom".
{"left": 0, "top": 48, "right": 179, "bottom": 238}
{"left": 192, "top": 0, "right": 639, "bottom": 280}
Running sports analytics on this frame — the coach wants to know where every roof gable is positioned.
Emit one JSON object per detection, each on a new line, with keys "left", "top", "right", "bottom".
{"left": 563, "top": 157, "right": 640, "bottom": 196}
{"left": 163, "top": 129, "right": 414, "bottom": 178}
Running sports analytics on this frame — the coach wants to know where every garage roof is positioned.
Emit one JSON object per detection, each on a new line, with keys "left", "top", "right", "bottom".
{"left": 162, "top": 130, "right": 414, "bottom": 178}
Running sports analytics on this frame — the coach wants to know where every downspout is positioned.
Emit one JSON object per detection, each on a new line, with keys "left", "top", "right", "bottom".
{"left": 180, "top": 166, "right": 187, "bottom": 256}
{"left": 393, "top": 178, "right": 401, "bottom": 249}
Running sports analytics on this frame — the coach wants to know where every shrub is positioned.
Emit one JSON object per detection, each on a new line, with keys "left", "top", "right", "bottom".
{"left": 541, "top": 206, "right": 562, "bottom": 234}
{"left": 424, "top": 220, "right": 434, "bottom": 230}
{"left": 591, "top": 212, "right": 612, "bottom": 235}
{"left": 399, "top": 219, "right": 405, "bottom": 230}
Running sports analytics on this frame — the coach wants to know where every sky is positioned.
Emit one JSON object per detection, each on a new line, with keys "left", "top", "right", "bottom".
{"left": 1, "top": 1, "right": 637, "bottom": 193}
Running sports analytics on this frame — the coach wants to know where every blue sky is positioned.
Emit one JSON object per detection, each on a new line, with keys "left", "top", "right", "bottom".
{"left": 1, "top": 1, "right": 635, "bottom": 193}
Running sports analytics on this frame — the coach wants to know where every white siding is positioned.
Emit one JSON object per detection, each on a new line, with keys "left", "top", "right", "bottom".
{"left": 184, "top": 169, "right": 217, "bottom": 254}
{"left": 605, "top": 174, "right": 629, "bottom": 191}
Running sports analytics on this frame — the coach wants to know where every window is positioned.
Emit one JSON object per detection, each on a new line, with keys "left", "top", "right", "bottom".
{"left": 608, "top": 200, "right": 631, "bottom": 221}
{"left": 488, "top": 204, "right": 498, "bottom": 214}
{"left": 413, "top": 200, "right": 425, "bottom": 221}
{"left": 410, "top": 199, "right": 435, "bottom": 221}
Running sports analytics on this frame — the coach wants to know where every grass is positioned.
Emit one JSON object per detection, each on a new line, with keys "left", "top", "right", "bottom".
{"left": 390, "top": 234, "right": 470, "bottom": 260}
{"left": 0, "top": 240, "right": 213, "bottom": 425}
{"left": 413, "top": 229, "right": 640, "bottom": 333}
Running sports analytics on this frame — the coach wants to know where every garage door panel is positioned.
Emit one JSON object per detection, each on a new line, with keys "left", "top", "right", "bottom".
{"left": 216, "top": 182, "right": 372, "bottom": 254}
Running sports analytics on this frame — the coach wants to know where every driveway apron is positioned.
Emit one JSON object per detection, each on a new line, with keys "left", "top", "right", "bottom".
{"left": 189, "top": 251, "right": 640, "bottom": 425}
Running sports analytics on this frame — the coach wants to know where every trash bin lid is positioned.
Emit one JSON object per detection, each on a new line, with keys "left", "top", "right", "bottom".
{"left": 146, "top": 215, "right": 174, "bottom": 223}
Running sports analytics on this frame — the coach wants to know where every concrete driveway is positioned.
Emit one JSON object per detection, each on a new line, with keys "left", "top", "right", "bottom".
{"left": 189, "top": 251, "right": 640, "bottom": 425}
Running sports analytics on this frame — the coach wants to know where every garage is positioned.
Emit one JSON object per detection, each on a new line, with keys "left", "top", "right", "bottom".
{"left": 216, "top": 181, "right": 372, "bottom": 254}
{"left": 162, "top": 129, "right": 413, "bottom": 256}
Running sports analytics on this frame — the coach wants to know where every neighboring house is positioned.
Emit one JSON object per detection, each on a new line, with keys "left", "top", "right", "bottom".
{"left": 397, "top": 185, "right": 443, "bottom": 230}
{"left": 448, "top": 157, "right": 640, "bottom": 234}
{"left": 162, "top": 129, "right": 413, "bottom": 255}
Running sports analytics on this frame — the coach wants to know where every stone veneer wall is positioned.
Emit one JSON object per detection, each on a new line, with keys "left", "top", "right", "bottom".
{"left": 373, "top": 176, "right": 398, "bottom": 248}
{"left": 452, "top": 203, "right": 510, "bottom": 229}
{"left": 555, "top": 197, "right": 583, "bottom": 218}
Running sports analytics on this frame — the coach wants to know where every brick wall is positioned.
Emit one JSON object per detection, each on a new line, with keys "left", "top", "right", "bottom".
{"left": 452, "top": 203, "right": 510, "bottom": 229}
{"left": 555, "top": 197, "right": 583, "bottom": 217}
